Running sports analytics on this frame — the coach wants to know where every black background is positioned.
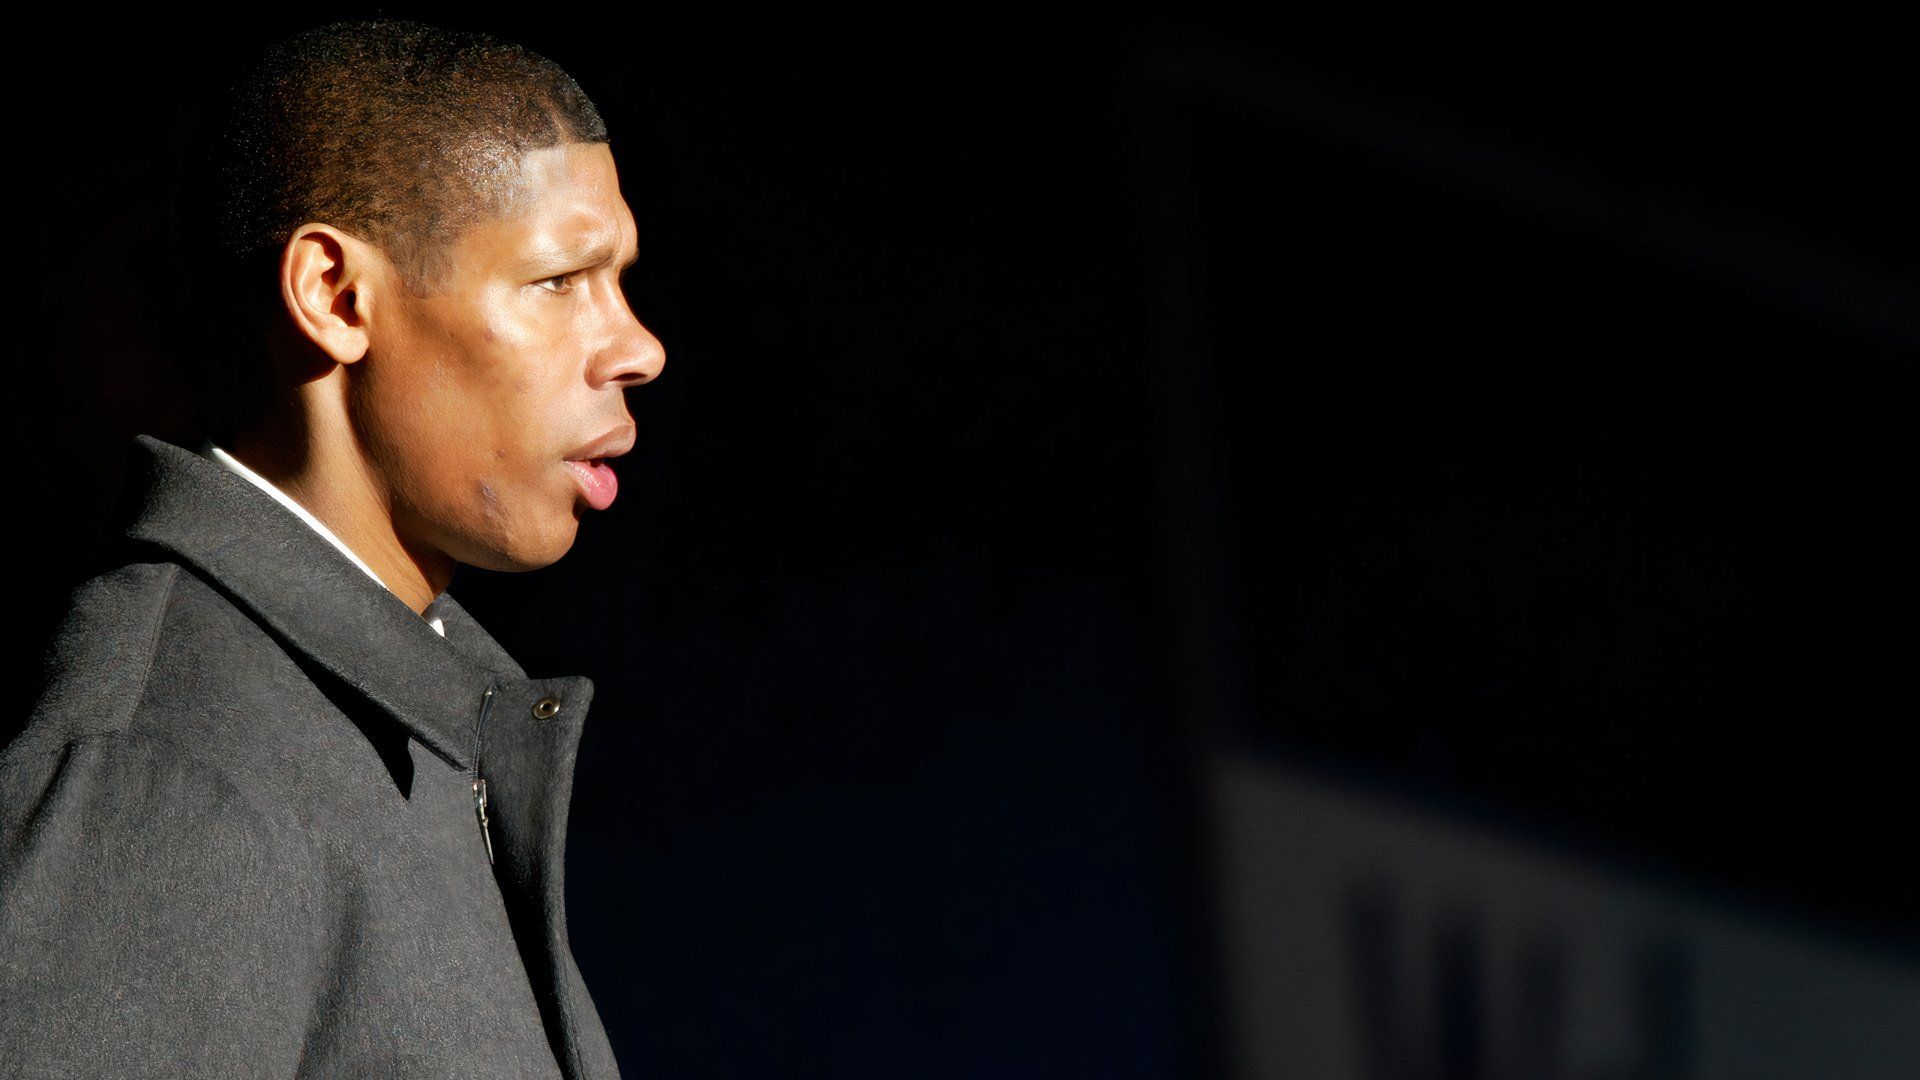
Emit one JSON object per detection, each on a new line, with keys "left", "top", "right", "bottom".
{"left": 8, "top": 11, "right": 1915, "bottom": 1076}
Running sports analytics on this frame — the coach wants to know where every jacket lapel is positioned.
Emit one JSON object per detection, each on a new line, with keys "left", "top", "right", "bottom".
{"left": 114, "top": 432, "right": 496, "bottom": 773}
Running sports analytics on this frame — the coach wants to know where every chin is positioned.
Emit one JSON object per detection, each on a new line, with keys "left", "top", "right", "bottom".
{"left": 456, "top": 521, "right": 580, "bottom": 573}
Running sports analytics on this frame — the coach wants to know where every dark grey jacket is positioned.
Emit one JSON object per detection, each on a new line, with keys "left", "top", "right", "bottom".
{"left": 1, "top": 433, "right": 623, "bottom": 1078}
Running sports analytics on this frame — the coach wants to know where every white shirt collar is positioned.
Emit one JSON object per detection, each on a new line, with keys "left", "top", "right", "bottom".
{"left": 198, "top": 437, "right": 448, "bottom": 638}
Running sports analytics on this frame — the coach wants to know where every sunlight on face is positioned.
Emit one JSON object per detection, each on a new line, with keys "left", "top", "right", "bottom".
{"left": 354, "top": 142, "right": 665, "bottom": 572}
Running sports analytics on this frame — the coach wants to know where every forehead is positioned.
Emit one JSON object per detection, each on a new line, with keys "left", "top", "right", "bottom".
{"left": 462, "top": 142, "right": 635, "bottom": 268}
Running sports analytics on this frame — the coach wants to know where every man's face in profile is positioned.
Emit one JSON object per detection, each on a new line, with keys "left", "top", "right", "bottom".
{"left": 354, "top": 141, "right": 664, "bottom": 573}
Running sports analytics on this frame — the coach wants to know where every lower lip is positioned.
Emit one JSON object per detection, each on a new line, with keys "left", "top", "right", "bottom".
{"left": 564, "top": 458, "right": 619, "bottom": 510}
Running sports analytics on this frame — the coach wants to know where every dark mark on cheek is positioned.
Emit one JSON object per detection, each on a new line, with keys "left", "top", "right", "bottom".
{"left": 477, "top": 480, "right": 506, "bottom": 523}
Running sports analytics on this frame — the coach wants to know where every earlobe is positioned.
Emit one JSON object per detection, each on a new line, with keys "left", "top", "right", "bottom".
{"left": 281, "top": 223, "right": 374, "bottom": 366}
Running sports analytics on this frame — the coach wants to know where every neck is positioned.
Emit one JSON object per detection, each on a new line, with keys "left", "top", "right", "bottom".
{"left": 224, "top": 398, "right": 455, "bottom": 616}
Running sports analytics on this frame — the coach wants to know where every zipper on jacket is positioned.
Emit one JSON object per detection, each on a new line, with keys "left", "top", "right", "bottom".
{"left": 472, "top": 684, "right": 498, "bottom": 866}
{"left": 473, "top": 777, "right": 494, "bottom": 866}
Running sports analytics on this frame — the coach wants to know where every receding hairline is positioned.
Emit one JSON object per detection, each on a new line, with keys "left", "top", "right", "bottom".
{"left": 212, "top": 18, "right": 612, "bottom": 298}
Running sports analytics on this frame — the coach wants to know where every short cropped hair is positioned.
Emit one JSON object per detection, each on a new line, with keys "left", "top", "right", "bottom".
{"left": 213, "top": 18, "right": 608, "bottom": 300}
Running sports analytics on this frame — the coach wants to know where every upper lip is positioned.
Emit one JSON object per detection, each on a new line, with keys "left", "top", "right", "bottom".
{"left": 564, "top": 424, "right": 636, "bottom": 462}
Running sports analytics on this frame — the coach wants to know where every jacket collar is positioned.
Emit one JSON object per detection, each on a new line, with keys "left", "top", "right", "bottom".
{"left": 114, "top": 432, "right": 532, "bottom": 773}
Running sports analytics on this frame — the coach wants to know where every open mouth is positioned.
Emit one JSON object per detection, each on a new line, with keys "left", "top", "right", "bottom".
{"left": 565, "top": 457, "right": 620, "bottom": 510}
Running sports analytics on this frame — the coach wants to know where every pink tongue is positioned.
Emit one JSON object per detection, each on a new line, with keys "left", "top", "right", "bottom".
{"left": 569, "top": 459, "right": 619, "bottom": 510}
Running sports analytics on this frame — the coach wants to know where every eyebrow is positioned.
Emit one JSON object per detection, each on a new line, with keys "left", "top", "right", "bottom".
{"left": 515, "top": 236, "right": 639, "bottom": 275}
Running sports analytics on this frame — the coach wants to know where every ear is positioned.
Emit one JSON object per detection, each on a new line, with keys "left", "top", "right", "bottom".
{"left": 279, "top": 223, "right": 385, "bottom": 365}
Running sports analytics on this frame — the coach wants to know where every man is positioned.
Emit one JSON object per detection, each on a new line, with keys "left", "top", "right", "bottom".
{"left": 0, "top": 19, "right": 662, "bottom": 1078}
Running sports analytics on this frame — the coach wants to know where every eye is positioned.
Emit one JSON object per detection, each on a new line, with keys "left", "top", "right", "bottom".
{"left": 534, "top": 272, "right": 579, "bottom": 295}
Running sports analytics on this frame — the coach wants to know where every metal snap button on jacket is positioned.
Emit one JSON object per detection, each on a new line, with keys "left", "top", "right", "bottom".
{"left": 533, "top": 696, "right": 562, "bottom": 719}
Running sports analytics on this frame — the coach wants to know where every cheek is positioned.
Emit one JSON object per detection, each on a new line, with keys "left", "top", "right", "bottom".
{"left": 421, "top": 321, "right": 530, "bottom": 426}
{"left": 471, "top": 314, "right": 553, "bottom": 401}
{"left": 408, "top": 303, "right": 566, "bottom": 475}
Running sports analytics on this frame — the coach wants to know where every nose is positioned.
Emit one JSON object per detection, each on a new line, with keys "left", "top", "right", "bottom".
{"left": 593, "top": 289, "right": 666, "bottom": 389}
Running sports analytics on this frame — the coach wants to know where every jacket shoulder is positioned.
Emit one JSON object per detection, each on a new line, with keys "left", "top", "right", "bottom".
{"left": 2, "top": 558, "right": 323, "bottom": 932}
{"left": 7, "top": 559, "right": 183, "bottom": 769}
{"left": 10, "top": 555, "right": 355, "bottom": 785}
